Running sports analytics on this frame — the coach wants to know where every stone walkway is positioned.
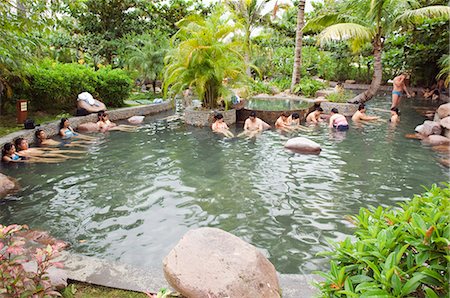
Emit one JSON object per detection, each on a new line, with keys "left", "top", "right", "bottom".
{"left": 58, "top": 252, "right": 321, "bottom": 297}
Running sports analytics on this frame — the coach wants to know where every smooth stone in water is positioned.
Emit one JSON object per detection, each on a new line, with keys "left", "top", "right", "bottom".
{"left": 437, "top": 103, "right": 450, "bottom": 119}
{"left": 284, "top": 137, "right": 321, "bottom": 154}
{"left": 128, "top": 115, "right": 145, "bottom": 124}
{"left": 440, "top": 116, "right": 450, "bottom": 129}
{"left": 414, "top": 121, "right": 442, "bottom": 136}
{"left": 422, "top": 135, "right": 450, "bottom": 146}
{"left": 0, "top": 173, "right": 18, "bottom": 198}
{"left": 163, "top": 227, "right": 281, "bottom": 298}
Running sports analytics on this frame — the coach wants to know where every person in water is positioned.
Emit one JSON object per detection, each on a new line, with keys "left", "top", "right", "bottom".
{"left": 391, "top": 73, "right": 411, "bottom": 109}
{"left": 211, "top": 113, "right": 234, "bottom": 138}
{"left": 329, "top": 108, "right": 349, "bottom": 131}
{"left": 14, "top": 138, "right": 83, "bottom": 160}
{"left": 351, "top": 104, "right": 380, "bottom": 122}
{"left": 306, "top": 107, "right": 324, "bottom": 124}
{"left": 390, "top": 107, "right": 400, "bottom": 123}
{"left": 2, "top": 143, "right": 24, "bottom": 162}
{"left": 97, "top": 111, "right": 136, "bottom": 132}
{"left": 241, "top": 111, "right": 270, "bottom": 138}
{"left": 275, "top": 112, "right": 291, "bottom": 131}
{"left": 59, "top": 118, "right": 95, "bottom": 142}
{"left": 288, "top": 112, "right": 301, "bottom": 126}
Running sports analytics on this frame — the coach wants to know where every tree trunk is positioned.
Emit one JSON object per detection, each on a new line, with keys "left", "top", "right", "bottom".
{"left": 350, "top": 34, "right": 383, "bottom": 103}
{"left": 204, "top": 80, "right": 219, "bottom": 109}
{"left": 290, "top": 0, "right": 305, "bottom": 92}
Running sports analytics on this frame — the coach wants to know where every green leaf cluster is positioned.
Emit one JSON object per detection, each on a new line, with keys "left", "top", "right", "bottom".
{"left": 13, "top": 60, "right": 132, "bottom": 111}
{"left": 317, "top": 184, "right": 450, "bottom": 297}
{"left": 293, "top": 78, "right": 326, "bottom": 97}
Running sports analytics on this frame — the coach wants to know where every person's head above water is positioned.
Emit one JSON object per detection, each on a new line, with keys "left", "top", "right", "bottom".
{"left": 249, "top": 111, "right": 257, "bottom": 119}
{"left": 316, "top": 107, "right": 324, "bottom": 113}
{"left": 35, "top": 129, "right": 46, "bottom": 141}
{"left": 358, "top": 103, "right": 366, "bottom": 111}
{"left": 2, "top": 142, "right": 15, "bottom": 157}
{"left": 331, "top": 108, "right": 339, "bottom": 114}
{"left": 59, "top": 118, "right": 69, "bottom": 129}
{"left": 281, "top": 112, "right": 289, "bottom": 118}
{"left": 14, "top": 138, "right": 28, "bottom": 151}
{"left": 291, "top": 112, "right": 300, "bottom": 119}
{"left": 214, "top": 113, "right": 224, "bottom": 121}
{"left": 390, "top": 107, "right": 400, "bottom": 115}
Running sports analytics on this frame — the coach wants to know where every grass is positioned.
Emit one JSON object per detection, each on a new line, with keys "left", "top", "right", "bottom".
{"left": 0, "top": 111, "right": 72, "bottom": 137}
{"left": 60, "top": 282, "right": 149, "bottom": 298}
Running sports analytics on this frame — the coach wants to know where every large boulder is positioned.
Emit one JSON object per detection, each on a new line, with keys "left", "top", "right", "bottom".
{"left": 163, "top": 228, "right": 280, "bottom": 298}
{"left": 77, "top": 122, "right": 100, "bottom": 133}
{"left": 414, "top": 121, "right": 442, "bottom": 136}
{"left": 440, "top": 116, "right": 450, "bottom": 129}
{"left": 284, "top": 137, "right": 321, "bottom": 154}
{"left": 0, "top": 173, "right": 18, "bottom": 198}
{"left": 437, "top": 103, "right": 450, "bottom": 119}
{"left": 422, "top": 135, "right": 450, "bottom": 146}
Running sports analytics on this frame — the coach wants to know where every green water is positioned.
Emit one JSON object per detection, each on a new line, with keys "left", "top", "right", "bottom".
{"left": 246, "top": 98, "right": 312, "bottom": 111}
{"left": 0, "top": 96, "right": 447, "bottom": 274}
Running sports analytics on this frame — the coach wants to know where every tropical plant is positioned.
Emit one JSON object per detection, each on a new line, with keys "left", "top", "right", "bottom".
{"left": 163, "top": 7, "right": 247, "bottom": 109}
{"left": 292, "top": 77, "right": 325, "bottom": 97}
{"left": 437, "top": 55, "right": 449, "bottom": 86}
{"left": 125, "top": 33, "right": 169, "bottom": 93}
{"left": 224, "top": 0, "right": 272, "bottom": 76}
{"left": 326, "top": 90, "right": 355, "bottom": 103}
{"left": 305, "top": 0, "right": 450, "bottom": 103}
{"left": 316, "top": 184, "right": 450, "bottom": 297}
{"left": 0, "top": 224, "right": 65, "bottom": 297}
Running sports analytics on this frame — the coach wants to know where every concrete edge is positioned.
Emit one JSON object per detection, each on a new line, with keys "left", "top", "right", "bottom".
{"left": 0, "top": 101, "right": 174, "bottom": 148}
{"left": 56, "top": 251, "right": 322, "bottom": 298}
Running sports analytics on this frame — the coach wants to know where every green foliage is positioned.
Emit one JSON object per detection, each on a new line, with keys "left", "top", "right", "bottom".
{"left": 326, "top": 90, "right": 355, "bottom": 103}
{"left": 316, "top": 184, "right": 450, "bottom": 298}
{"left": 271, "top": 77, "right": 291, "bottom": 91}
{"left": 13, "top": 60, "right": 132, "bottom": 111}
{"left": 163, "top": 7, "right": 247, "bottom": 109}
{"left": 95, "top": 67, "right": 133, "bottom": 107}
{"left": 293, "top": 77, "right": 325, "bottom": 97}
{"left": 249, "top": 80, "right": 274, "bottom": 95}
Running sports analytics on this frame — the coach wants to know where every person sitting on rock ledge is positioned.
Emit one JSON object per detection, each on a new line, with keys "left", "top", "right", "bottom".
{"left": 329, "top": 108, "right": 349, "bottom": 131}
{"left": 352, "top": 104, "right": 380, "bottom": 122}
{"left": 211, "top": 113, "right": 234, "bottom": 138}
{"left": 97, "top": 111, "right": 137, "bottom": 132}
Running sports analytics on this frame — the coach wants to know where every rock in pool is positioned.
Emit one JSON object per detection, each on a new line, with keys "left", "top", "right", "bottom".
{"left": 284, "top": 137, "right": 321, "bottom": 154}
{"left": 0, "top": 173, "right": 19, "bottom": 198}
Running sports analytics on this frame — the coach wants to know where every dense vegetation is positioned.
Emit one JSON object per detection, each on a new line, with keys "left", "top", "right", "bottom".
{"left": 317, "top": 184, "right": 450, "bottom": 297}
{"left": 0, "top": 0, "right": 448, "bottom": 113}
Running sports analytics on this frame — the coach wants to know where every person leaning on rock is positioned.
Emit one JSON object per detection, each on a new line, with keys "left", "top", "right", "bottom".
{"left": 76, "top": 92, "right": 106, "bottom": 116}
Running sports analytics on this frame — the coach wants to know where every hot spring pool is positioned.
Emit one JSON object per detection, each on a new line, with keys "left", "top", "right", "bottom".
{"left": 0, "top": 96, "right": 447, "bottom": 274}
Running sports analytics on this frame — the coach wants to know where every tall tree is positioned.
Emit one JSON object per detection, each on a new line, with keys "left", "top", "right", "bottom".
{"left": 305, "top": 0, "right": 450, "bottom": 103}
{"left": 290, "top": 0, "right": 306, "bottom": 92}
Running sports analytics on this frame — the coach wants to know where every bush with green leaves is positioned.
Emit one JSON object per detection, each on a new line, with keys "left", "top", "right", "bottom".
{"left": 14, "top": 60, "right": 132, "bottom": 112}
{"left": 316, "top": 184, "right": 450, "bottom": 297}
{"left": 326, "top": 90, "right": 355, "bottom": 103}
{"left": 293, "top": 77, "right": 326, "bottom": 97}
{"left": 249, "top": 80, "right": 274, "bottom": 96}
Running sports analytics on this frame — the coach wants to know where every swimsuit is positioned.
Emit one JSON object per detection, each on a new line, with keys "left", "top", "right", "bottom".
{"left": 333, "top": 115, "right": 349, "bottom": 131}
{"left": 11, "top": 154, "right": 20, "bottom": 161}
{"left": 392, "top": 90, "right": 402, "bottom": 96}
{"left": 62, "top": 129, "right": 77, "bottom": 139}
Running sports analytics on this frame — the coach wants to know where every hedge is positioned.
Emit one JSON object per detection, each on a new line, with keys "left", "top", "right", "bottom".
{"left": 14, "top": 59, "right": 133, "bottom": 112}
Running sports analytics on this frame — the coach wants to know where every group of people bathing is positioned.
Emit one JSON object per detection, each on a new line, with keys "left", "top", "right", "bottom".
{"left": 1, "top": 111, "right": 136, "bottom": 163}
{"left": 211, "top": 102, "right": 398, "bottom": 138}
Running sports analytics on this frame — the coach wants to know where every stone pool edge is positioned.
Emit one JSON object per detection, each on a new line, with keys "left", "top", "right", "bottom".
{"left": 0, "top": 101, "right": 174, "bottom": 148}
{"left": 57, "top": 251, "right": 322, "bottom": 298}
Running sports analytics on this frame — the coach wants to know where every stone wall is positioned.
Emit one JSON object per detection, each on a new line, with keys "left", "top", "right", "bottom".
{"left": 0, "top": 101, "right": 173, "bottom": 147}
{"left": 184, "top": 108, "right": 236, "bottom": 127}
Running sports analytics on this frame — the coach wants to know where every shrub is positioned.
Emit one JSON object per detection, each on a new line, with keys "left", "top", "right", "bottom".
{"left": 326, "top": 90, "right": 355, "bottom": 103}
{"left": 249, "top": 80, "right": 274, "bottom": 96}
{"left": 293, "top": 77, "right": 326, "bottom": 98}
{"left": 316, "top": 184, "right": 450, "bottom": 298}
{"left": 0, "top": 224, "right": 65, "bottom": 297}
{"left": 270, "top": 77, "right": 291, "bottom": 92}
{"left": 14, "top": 60, "right": 132, "bottom": 112}
{"left": 95, "top": 67, "right": 133, "bottom": 107}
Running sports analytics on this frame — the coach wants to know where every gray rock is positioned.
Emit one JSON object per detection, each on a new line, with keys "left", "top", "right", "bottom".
{"left": 284, "top": 137, "right": 321, "bottom": 154}
{"left": 163, "top": 227, "right": 281, "bottom": 298}
{"left": 437, "top": 103, "right": 450, "bottom": 119}
{"left": 414, "top": 121, "right": 442, "bottom": 136}
{"left": 0, "top": 173, "right": 18, "bottom": 198}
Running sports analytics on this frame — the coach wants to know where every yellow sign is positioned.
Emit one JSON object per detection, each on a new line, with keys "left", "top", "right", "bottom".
{"left": 20, "top": 102, "right": 27, "bottom": 111}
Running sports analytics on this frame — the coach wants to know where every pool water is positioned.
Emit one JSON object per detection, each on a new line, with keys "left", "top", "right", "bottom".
{"left": 0, "top": 96, "right": 447, "bottom": 274}
{"left": 245, "top": 98, "right": 312, "bottom": 111}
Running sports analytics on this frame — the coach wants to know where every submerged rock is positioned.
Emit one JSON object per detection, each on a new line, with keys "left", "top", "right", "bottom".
{"left": 0, "top": 173, "right": 19, "bottom": 198}
{"left": 284, "top": 137, "right": 321, "bottom": 154}
{"left": 163, "top": 227, "right": 280, "bottom": 298}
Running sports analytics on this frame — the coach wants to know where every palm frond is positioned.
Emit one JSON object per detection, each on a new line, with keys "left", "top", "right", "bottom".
{"left": 395, "top": 5, "right": 450, "bottom": 26}
{"left": 317, "top": 23, "right": 373, "bottom": 45}
{"left": 304, "top": 14, "right": 341, "bottom": 33}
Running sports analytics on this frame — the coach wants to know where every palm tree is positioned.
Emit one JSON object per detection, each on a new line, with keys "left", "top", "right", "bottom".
{"left": 305, "top": 0, "right": 450, "bottom": 103}
{"left": 224, "top": 0, "right": 271, "bottom": 76}
{"left": 163, "top": 7, "right": 247, "bottom": 109}
{"left": 125, "top": 33, "right": 169, "bottom": 93}
{"left": 290, "top": 0, "right": 306, "bottom": 92}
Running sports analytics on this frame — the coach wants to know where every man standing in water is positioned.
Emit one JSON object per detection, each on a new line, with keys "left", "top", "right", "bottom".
{"left": 391, "top": 73, "right": 411, "bottom": 109}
